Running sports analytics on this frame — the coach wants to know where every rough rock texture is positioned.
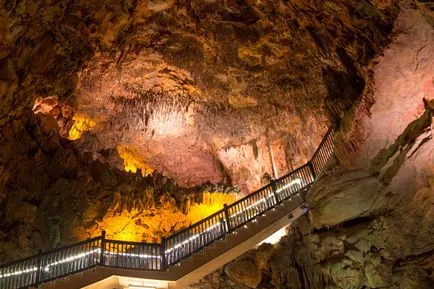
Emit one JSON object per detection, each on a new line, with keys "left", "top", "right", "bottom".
{"left": 190, "top": 161, "right": 434, "bottom": 289}
{"left": 69, "top": 0, "right": 397, "bottom": 190}
{"left": 188, "top": 3, "right": 434, "bottom": 289}
{"left": 0, "top": 0, "right": 398, "bottom": 192}
{"left": 0, "top": 111, "right": 237, "bottom": 263}
{"left": 0, "top": 0, "right": 400, "bottom": 265}
{"left": 225, "top": 259, "right": 262, "bottom": 288}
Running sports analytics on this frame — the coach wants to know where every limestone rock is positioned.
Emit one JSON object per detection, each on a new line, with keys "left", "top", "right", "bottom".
{"left": 253, "top": 243, "right": 274, "bottom": 271}
{"left": 354, "top": 239, "right": 371, "bottom": 254}
{"left": 345, "top": 250, "right": 364, "bottom": 265}
{"left": 330, "top": 262, "right": 363, "bottom": 289}
{"left": 269, "top": 245, "right": 301, "bottom": 289}
{"left": 2, "top": 3, "right": 434, "bottom": 289}
{"left": 225, "top": 260, "right": 262, "bottom": 288}
{"left": 308, "top": 171, "right": 381, "bottom": 227}
{"left": 189, "top": 6, "right": 434, "bottom": 289}
{"left": 364, "top": 262, "right": 390, "bottom": 288}
{"left": 297, "top": 215, "right": 312, "bottom": 236}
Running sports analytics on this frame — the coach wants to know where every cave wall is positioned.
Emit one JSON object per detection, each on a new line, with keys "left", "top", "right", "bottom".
{"left": 69, "top": 0, "right": 397, "bottom": 190}
{"left": 0, "top": 0, "right": 398, "bottom": 192}
{"left": 188, "top": 3, "right": 434, "bottom": 289}
{"left": 0, "top": 0, "right": 400, "bottom": 267}
{"left": 0, "top": 111, "right": 229, "bottom": 263}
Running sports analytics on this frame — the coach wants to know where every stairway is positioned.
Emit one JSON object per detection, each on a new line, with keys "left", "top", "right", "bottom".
{"left": 36, "top": 193, "right": 306, "bottom": 289}
{"left": 0, "top": 127, "right": 334, "bottom": 289}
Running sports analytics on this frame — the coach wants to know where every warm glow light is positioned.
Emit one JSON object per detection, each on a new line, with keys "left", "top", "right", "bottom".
{"left": 187, "top": 192, "right": 238, "bottom": 224}
{"left": 85, "top": 192, "right": 237, "bottom": 243}
{"left": 150, "top": 111, "right": 185, "bottom": 137}
{"left": 257, "top": 227, "right": 287, "bottom": 245}
{"left": 1, "top": 179, "right": 303, "bottom": 280}
{"left": 276, "top": 179, "right": 302, "bottom": 193}
{"left": 165, "top": 179, "right": 302, "bottom": 253}
{"left": 43, "top": 249, "right": 101, "bottom": 272}
{"left": 104, "top": 251, "right": 160, "bottom": 259}
{"left": 117, "top": 146, "right": 154, "bottom": 176}
{"left": 127, "top": 286, "right": 156, "bottom": 289}
{"left": 92, "top": 203, "right": 187, "bottom": 243}
{"left": 0, "top": 249, "right": 158, "bottom": 280}
{"left": 0, "top": 267, "right": 38, "bottom": 278}
{"left": 81, "top": 181, "right": 300, "bottom": 244}
{"left": 68, "top": 115, "right": 96, "bottom": 140}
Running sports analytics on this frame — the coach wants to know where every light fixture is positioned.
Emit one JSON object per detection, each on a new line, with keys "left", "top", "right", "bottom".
{"left": 164, "top": 178, "right": 302, "bottom": 253}
{"left": 105, "top": 251, "right": 161, "bottom": 259}
{"left": 0, "top": 267, "right": 38, "bottom": 278}
{"left": 127, "top": 284, "right": 156, "bottom": 289}
{"left": 276, "top": 179, "right": 302, "bottom": 193}
{"left": 126, "top": 284, "right": 157, "bottom": 289}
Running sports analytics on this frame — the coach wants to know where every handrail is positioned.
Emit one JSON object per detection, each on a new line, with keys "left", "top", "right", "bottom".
{"left": 0, "top": 126, "right": 335, "bottom": 289}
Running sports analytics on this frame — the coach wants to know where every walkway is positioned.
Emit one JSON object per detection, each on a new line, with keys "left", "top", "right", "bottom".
{"left": 0, "top": 128, "right": 335, "bottom": 289}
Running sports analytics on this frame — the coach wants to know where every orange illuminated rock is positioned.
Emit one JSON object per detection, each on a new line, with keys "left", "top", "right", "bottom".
{"left": 68, "top": 114, "right": 97, "bottom": 140}
{"left": 117, "top": 145, "right": 154, "bottom": 176}
{"left": 32, "top": 96, "right": 59, "bottom": 116}
{"left": 81, "top": 192, "right": 237, "bottom": 243}
{"left": 32, "top": 96, "right": 75, "bottom": 138}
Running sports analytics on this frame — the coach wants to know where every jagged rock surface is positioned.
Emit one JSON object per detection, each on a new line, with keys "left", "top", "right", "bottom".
{"left": 0, "top": 0, "right": 398, "bottom": 191}
{"left": 0, "top": 0, "right": 399, "bottom": 265}
{"left": 0, "top": 112, "right": 237, "bottom": 263}
{"left": 188, "top": 3, "right": 434, "bottom": 289}
{"left": 2, "top": 2, "right": 433, "bottom": 289}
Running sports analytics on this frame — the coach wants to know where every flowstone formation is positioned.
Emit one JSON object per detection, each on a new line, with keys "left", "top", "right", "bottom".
{"left": 0, "top": 0, "right": 399, "bottom": 266}
{"left": 188, "top": 3, "right": 434, "bottom": 289}
{"left": 0, "top": 111, "right": 238, "bottom": 263}
{"left": 68, "top": 0, "right": 397, "bottom": 191}
{"left": 0, "top": 0, "right": 398, "bottom": 192}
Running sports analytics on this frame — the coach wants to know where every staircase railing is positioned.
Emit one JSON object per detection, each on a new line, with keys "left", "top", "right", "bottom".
{"left": 0, "top": 127, "right": 335, "bottom": 289}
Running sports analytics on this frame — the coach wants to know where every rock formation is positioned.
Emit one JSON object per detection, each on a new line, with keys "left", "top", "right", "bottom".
{"left": 1, "top": 0, "right": 433, "bottom": 288}
{"left": 188, "top": 2, "right": 434, "bottom": 289}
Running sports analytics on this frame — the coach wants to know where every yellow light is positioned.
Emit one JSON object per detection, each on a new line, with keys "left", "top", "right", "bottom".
{"left": 1, "top": 180, "right": 305, "bottom": 280}
{"left": 68, "top": 115, "right": 96, "bottom": 140}
{"left": 91, "top": 200, "right": 189, "bottom": 243}
{"left": 83, "top": 192, "right": 237, "bottom": 243}
{"left": 117, "top": 146, "right": 154, "bottom": 176}
{"left": 186, "top": 192, "right": 237, "bottom": 224}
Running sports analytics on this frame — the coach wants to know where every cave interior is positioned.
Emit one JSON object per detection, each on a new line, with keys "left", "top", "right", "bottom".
{"left": 0, "top": 0, "right": 434, "bottom": 289}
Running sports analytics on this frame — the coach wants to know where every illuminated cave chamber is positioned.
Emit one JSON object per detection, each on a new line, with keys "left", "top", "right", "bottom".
{"left": 2, "top": 1, "right": 434, "bottom": 288}
{"left": 80, "top": 191, "right": 238, "bottom": 243}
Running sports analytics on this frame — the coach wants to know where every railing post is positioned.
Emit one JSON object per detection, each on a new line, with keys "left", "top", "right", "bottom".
{"left": 219, "top": 218, "right": 225, "bottom": 235}
{"left": 161, "top": 237, "right": 167, "bottom": 270}
{"left": 308, "top": 161, "right": 316, "bottom": 181}
{"left": 35, "top": 249, "right": 43, "bottom": 286}
{"left": 270, "top": 179, "right": 279, "bottom": 205}
{"left": 223, "top": 204, "right": 232, "bottom": 233}
{"left": 100, "top": 230, "right": 106, "bottom": 265}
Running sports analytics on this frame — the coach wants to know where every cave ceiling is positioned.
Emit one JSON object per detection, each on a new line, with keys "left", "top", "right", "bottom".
{"left": 1, "top": 0, "right": 398, "bottom": 190}
{"left": 3, "top": 0, "right": 434, "bottom": 278}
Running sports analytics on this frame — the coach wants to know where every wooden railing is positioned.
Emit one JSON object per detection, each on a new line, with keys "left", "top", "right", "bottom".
{"left": 0, "top": 127, "right": 335, "bottom": 289}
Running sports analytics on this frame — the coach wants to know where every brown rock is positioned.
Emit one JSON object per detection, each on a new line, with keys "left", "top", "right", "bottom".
{"left": 297, "top": 215, "right": 312, "bottom": 235}
{"left": 225, "top": 260, "right": 262, "bottom": 288}
{"left": 330, "top": 261, "right": 363, "bottom": 289}
{"left": 6, "top": 199, "right": 37, "bottom": 223}
{"left": 254, "top": 243, "right": 275, "bottom": 271}
{"left": 308, "top": 171, "right": 381, "bottom": 227}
